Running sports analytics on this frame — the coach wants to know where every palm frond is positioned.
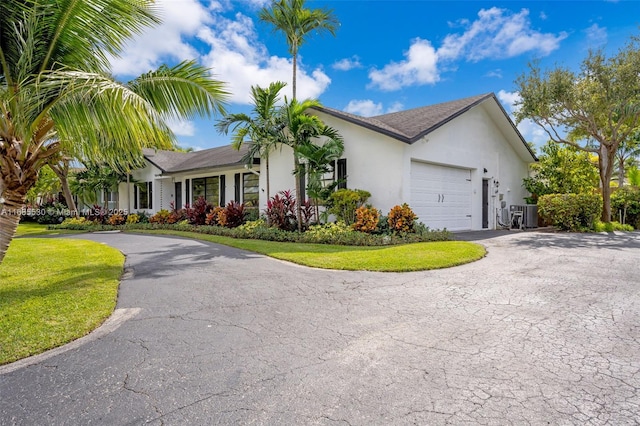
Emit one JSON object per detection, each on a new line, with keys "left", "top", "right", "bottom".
{"left": 128, "top": 60, "right": 229, "bottom": 119}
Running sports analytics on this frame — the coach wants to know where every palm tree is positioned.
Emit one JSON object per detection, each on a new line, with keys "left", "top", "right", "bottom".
{"left": 259, "top": 0, "right": 338, "bottom": 99}
{"left": 26, "top": 165, "right": 61, "bottom": 206}
{"left": 0, "top": 0, "right": 228, "bottom": 263}
{"left": 217, "top": 81, "right": 287, "bottom": 202}
{"left": 278, "top": 97, "right": 343, "bottom": 231}
{"left": 295, "top": 134, "right": 344, "bottom": 221}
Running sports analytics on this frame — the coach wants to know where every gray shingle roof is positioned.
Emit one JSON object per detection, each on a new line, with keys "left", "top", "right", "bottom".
{"left": 313, "top": 93, "right": 496, "bottom": 143}
{"left": 143, "top": 143, "right": 251, "bottom": 173}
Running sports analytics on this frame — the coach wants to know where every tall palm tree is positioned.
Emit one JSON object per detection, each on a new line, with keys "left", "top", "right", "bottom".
{"left": 216, "top": 81, "right": 287, "bottom": 202}
{"left": 259, "top": 0, "right": 338, "bottom": 99}
{"left": 278, "top": 97, "right": 343, "bottom": 231}
{"left": 0, "top": 0, "right": 228, "bottom": 263}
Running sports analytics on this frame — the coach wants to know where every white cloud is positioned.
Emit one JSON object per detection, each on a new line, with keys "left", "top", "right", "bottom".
{"left": 344, "top": 99, "right": 405, "bottom": 117}
{"left": 485, "top": 69, "right": 503, "bottom": 78}
{"left": 497, "top": 89, "right": 521, "bottom": 111}
{"left": 344, "top": 100, "right": 383, "bottom": 116}
{"left": 437, "top": 8, "right": 567, "bottom": 62}
{"left": 497, "top": 90, "right": 547, "bottom": 146}
{"left": 368, "top": 8, "right": 567, "bottom": 91}
{"left": 386, "top": 102, "right": 404, "bottom": 114}
{"left": 584, "top": 23, "right": 607, "bottom": 47}
{"left": 333, "top": 56, "right": 363, "bottom": 71}
{"left": 109, "top": 1, "right": 330, "bottom": 104}
{"left": 108, "top": 0, "right": 212, "bottom": 76}
{"left": 368, "top": 38, "right": 439, "bottom": 91}
{"left": 167, "top": 118, "right": 196, "bottom": 137}
{"left": 199, "top": 12, "right": 331, "bottom": 104}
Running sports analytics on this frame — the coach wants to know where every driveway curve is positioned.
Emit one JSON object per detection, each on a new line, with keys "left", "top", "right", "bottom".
{"left": 1, "top": 231, "right": 639, "bottom": 425}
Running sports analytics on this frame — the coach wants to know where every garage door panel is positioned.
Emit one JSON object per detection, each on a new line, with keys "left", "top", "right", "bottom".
{"left": 410, "top": 162, "right": 472, "bottom": 231}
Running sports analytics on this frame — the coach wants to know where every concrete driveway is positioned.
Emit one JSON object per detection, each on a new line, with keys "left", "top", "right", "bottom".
{"left": 1, "top": 231, "right": 639, "bottom": 425}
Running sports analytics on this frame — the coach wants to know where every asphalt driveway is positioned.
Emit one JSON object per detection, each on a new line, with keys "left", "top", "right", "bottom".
{"left": 1, "top": 231, "right": 639, "bottom": 425}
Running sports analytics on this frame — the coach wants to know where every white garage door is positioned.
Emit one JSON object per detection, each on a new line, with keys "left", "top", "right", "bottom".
{"left": 410, "top": 161, "right": 472, "bottom": 231}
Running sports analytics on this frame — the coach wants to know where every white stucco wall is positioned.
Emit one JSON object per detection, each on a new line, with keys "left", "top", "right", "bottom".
{"left": 266, "top": 102, "right": 533, "bottom": 230}
{"left": 120, "top": 163, "right": 262, "bottom": 215}
{"left": 404, "top": 104, "right": 531, "bottom": 229}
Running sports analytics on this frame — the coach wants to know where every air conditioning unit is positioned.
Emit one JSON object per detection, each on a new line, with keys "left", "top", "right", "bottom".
{"left": 509, "top": 205, "right": 538, "bottom": 228}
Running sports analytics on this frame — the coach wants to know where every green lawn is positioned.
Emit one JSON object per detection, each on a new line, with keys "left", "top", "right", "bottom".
{"left": 0, "top": 237, "right": 124, "bottom": 365}
{"left": 15, "top": 221, "right": 84, "bottom": 237}
{"left": 134, "top": 230, "right": 486, "bottom": 272}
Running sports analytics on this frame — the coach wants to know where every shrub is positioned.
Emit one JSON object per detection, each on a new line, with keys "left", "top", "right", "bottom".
{"left": 300, "top": 199, "right": 315, "bottom": 230}
{"left": 388, "top": 203, "right": 417, "bottom": 233}
{"left": 611, "top": 186, "right": 640, "bottom": 229}
{"left": 134, "top": 211, "right": 150, "bottom": 223}
{"left": 375, "top": 215, "right": 390, "bottom": 235}
{"left": 61, "top": 217, "right": 88, "bottom": 226}
{"left": 265, "top": 190, "right": 297, "bottom": 231}
{"left": 328, "top": 189, "right": 371, "bottom": 225}
{"left": 303, "top": 221, "right": 354, "bottom": 244}
{"left": 538, "top": 193, "right": 602, "bottom": 231}
{"left": 237, "top": 219, "right": 266, "bottom": 232}
{"left": 594, "top": 221, "right": 634, "bottom": 232}
{"left": 220, "top": 201, "right": 246, "bottom": 228}
{"left": 352, "top": 205, "right": 380, "bottom": 233}
{"left": 85, "top": 204, "right": 108, "bottom": 224}
{"left": 107, "top": 214, "right": 126, "bottom": 226}
{"left": 30, "top": 200, "right": 68, "bottom": 224}
{"left": 205, "top": 206, "right": 225, "bottom": 226}
{"left": 126, "top": 213, "right": 140, "bottom": 224}
{"left": 184, "top": 196, "right": 212, "bottom": 225}
{"left": 167, "top": 201, "right": 186, "bottom": 224}
{"left": 150, "top": 209, "right": 171, "bottom": 224}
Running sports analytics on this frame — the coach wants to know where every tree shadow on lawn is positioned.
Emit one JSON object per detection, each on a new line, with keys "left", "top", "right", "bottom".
{"left": 0, "top": 265, "right": 122, "bottom": 307}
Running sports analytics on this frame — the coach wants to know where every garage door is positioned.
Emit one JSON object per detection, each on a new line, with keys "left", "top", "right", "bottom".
{"left": 410, "top": 161, "right": 472, "bottom": 231}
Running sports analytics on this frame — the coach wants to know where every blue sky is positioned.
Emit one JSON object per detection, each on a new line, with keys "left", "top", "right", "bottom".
{"left": 109, "top": 0, "right": 640, "bottom": 151}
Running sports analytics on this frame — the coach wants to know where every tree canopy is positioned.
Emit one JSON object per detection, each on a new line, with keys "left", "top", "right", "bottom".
{"left": 0, "top": 0, "right": 229, "bottom": 263}
{"left": 514, "top": 36, "right": 640, "bottom": 221}
{"left": 523, "top": 141, "right": 599, "bottom": 203}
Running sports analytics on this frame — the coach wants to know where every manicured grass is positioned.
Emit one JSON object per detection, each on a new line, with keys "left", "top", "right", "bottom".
{"left": 0, "top": 238, "right": 124, "bottom": 365}
{"left": 15, "top": 221, "right": 84, "bottom": 237}
{"left": 133, "top": 229, "right": 486, "bottom": 272}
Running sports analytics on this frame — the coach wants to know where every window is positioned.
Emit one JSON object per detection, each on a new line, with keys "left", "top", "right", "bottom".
{"left": 135, "top": 182, "right": 152, "bottom": 209}
{"left": 337, "top": 158, "right": 347, "bottom": 189}
{"left": 175, "top": 182, "right": 182, "bottom": 209}
{"left": 243, "top": 173, "right": 259, "bottom": 207}
{"left": 191, "top": 176, "right": 219, "bottom": 205}
{"left": 234, "top": 173, "right": 241, "bottom": 202}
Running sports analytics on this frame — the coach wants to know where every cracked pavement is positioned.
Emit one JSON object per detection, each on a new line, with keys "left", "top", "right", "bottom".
{"left": 1, "top": 231, "right": 639, "bottom": 425}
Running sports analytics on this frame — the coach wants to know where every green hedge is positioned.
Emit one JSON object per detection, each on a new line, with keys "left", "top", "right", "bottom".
{"left": 51, "top": 221, "right": 453, "bottom": 246}
{"left": 611, "top": 187, "right": 640, "bottom": 229}
{"left": 537, "top": 193, "right": 602, "bottom": 231}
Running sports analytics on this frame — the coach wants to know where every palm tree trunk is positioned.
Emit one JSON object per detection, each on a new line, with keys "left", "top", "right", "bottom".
{"left": 50, "top": 161, "right": 78, "bottom": 216}
{"left": 292, "top": 49, "right": 297, "bottom": 100}
{"left": 0, "top": 184, "right": 26, "bottom": 264}
{"left": 294, "top": 154, "right": 302, "bottom": 232}
{"left": 618, "top": 157, "right": 625, "bottom": 188}
{"left": 266, "top": 156, "right": 271, "bottom": 202}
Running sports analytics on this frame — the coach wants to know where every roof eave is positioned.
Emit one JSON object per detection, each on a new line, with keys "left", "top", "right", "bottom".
{"left": 311, "top": 106, "right": 412, "bottom": 144}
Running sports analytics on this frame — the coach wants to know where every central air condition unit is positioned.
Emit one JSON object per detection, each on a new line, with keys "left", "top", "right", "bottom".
{"left": 509, "top": 205, "right": 538, "bottom": 228}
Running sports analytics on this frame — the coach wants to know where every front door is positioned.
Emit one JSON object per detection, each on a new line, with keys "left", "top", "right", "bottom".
{"left": 482, "top": 179, "right": 489, "bottom": 228}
